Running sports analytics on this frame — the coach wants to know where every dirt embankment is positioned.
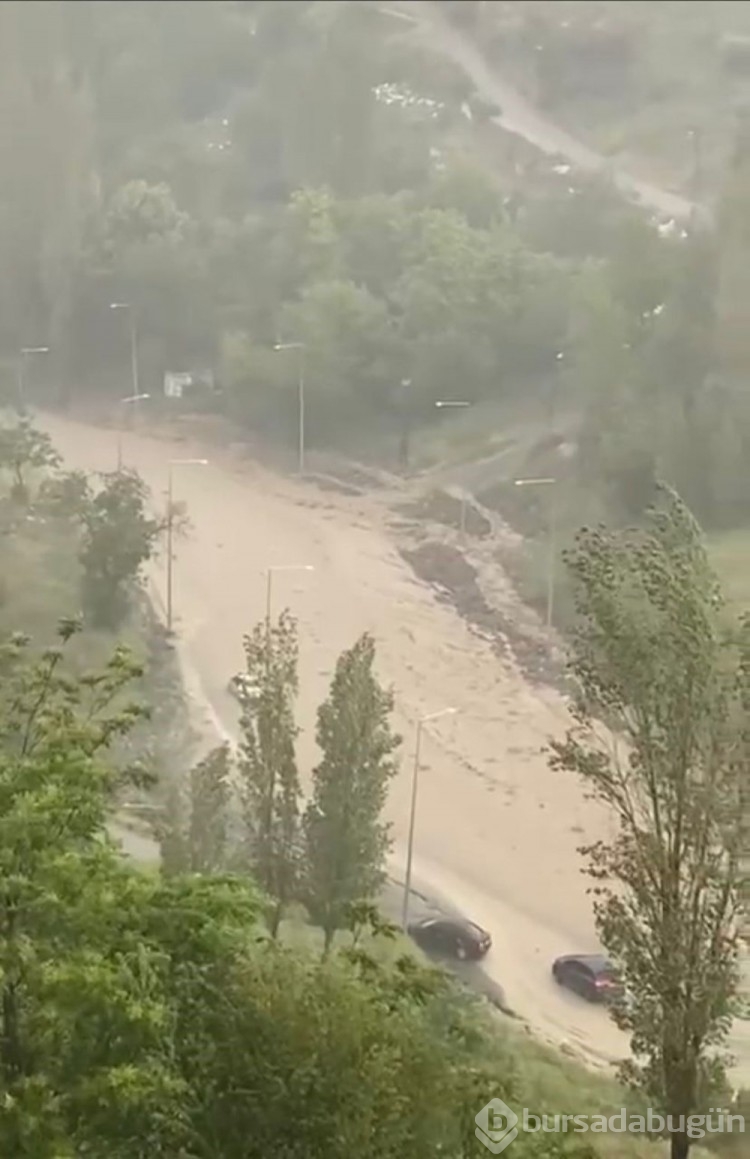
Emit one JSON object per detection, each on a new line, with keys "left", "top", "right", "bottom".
{"left": 387, "top": 486, "right": 568, "bottom": 691}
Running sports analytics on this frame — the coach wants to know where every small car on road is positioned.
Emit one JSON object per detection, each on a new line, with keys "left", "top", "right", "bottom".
{"left": 407, "top": 915, "right": 492, "bottom": 961}
{"left": 227, "top": 673, "right": 262, "bottom": 709}
{"left": 552, "top": 953, "right": 622, "bottom": 1003}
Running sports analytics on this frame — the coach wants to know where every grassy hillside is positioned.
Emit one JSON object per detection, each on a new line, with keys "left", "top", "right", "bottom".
{"left": 458, "top": 0, "right": 750, "bottom": 196}
{"left": 277, "top": 911, "right": 726, "bottom": 1158}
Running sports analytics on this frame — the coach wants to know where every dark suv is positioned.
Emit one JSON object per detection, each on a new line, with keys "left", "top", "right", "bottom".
{"left": 552, "top": 953, "right": 623, "bottom": 1003}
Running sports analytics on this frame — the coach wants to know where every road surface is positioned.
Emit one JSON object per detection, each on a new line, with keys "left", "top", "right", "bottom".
{"left": 47, "top": 412, "right": 748, "bottom": 1082}
{"left": 392, "top": 0, "right": 702, "bottom": 223}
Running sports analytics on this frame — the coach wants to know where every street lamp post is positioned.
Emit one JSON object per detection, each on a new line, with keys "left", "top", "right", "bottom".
{"left": 514, "top": 476, "right": 557, "bottom": 626}
{"left": 17, "top": 346, "right": 50, "bottom": 411}
{"left": 116, "top": 392, "right": 150, "bottom": 469}
{"left": 687, "top": 127, "right": 702, "bottom": 203}
{"left": 165, "top": 458, "right": 209, "bottom": 632}
{"left": 402, "top": 707, "right": 457, "bottom": 929}
{"left": 397, "top": 377, "right": 413, "bottom": 470}
{"left": 265, "top": 564, "right": 315, "bottom": 625}
{"left": 110, "top": 302, "right": 140, "bottom": 402}
{"left": 273, "top": 342, "right": 305, "bottom": 475}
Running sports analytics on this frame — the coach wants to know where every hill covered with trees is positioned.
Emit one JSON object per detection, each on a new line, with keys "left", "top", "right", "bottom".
{"left": 2, "top": 1, "right": 749, "bottom": 544}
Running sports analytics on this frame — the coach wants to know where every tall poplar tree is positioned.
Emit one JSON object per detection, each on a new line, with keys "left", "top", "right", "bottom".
{"left": 238, "top": 610, "right": 301, "bottom": 935}
{"left": 304, "top": 632, "right": 400, "bottom": 953}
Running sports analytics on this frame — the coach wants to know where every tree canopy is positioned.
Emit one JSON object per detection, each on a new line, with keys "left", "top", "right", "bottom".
{"left": 551, "top": 489, "right": 750, "bottom": 1159}
{"left": 2, "top": 0, "right": 748, "bottom": 532}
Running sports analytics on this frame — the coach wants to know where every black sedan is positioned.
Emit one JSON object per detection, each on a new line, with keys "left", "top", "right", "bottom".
{"left": 407, "top": 916, "right": 492, "bottom": 961}
{"left": 552, "top": 953, "right": 623, "bottom": 1003}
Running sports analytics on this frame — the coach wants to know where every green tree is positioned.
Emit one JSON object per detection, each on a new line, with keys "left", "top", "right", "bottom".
{"left": 155, "top": 776, "right": 190, "bottom": 877}
{"left": 0, "top": 619, "right": 271, "bottom": 1155}
{"left": 36, "top": 467, "right": 91, "bottom": 521}
{"left": 168, "top": 927, "right": 500, "bottom": 1159}
{"left": 549, "top": 489, "right": 749, "bottom": 1159}
{"left": 304, "top": 633, "right": 400, "bottom": 953}
{"left": 392, "top": 207, "right": 497, "bottom": 412}
{"left": 637, "top": 230, "right": 718, "bottom": 523}
{"left": 188, "top": 743, "right": 233, "bottom": 873}
{"left": 272, "top": 187, "right": 344, "bottom": 298}
{"left": 425, "top": 158, "right": 504, "bottom": 229}
{"left": 280, "top": 277, "right": 397, "bottom": 441}
{"left": 334, "top": 192, "right": 411, "bottom": 296}
{"left": 154, "top": 746, "right": 234, "bottom": 878}
{"left": 101, "top": 178, "right": 189, "bottom": 253}
{"left": 78, "top": 468, "right": 162, "bottom": 630}
{"left": 0, "top": 416, "right": 61, "bottom": 504}
{"left": 565, "top": 267, "right": 656, "bottom": 522}
{"left": 0, "top": 622, "right": 178, "bottom": 1154}
{"left": 0, "top": 618, "right": 612, "bottom": 1157}
{"left": 238, "top": 611, "right": 301, "bottom": 936}
{"left": 233, "top": 1, "right": 435, "bottom": 202}
{"left": 0, "top": 1, "right": 95, "bottom": 374}
{"left": 75, "top": 176, "right": 214, "bottom": 392}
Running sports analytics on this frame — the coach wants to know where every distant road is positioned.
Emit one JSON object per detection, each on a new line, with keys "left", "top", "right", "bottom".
{"left": 390, "top": 1, "right": 704, "bottom": 223}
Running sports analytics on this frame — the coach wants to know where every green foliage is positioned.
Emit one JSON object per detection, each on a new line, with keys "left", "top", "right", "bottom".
{"left": 156, "top": 776, "right": 190, "bottom": 878}
{"left": 0, "top": 1, "right": 94, "bottom": 365}
{"left": 78, "top": 469, "right": 162, "bottom": 630}
{"left": 0, "top": 426, "right": 170, "bottom": 645}
{"left": 0, "top": 625, "right": 173, "bottom": 1154}
{"left": 36, "top": 468, "right": 91, "bottom": 522}
{"left": 0, "top": 416, "right": 61, "bottom": 503}
{"left": 304, "top": 633, "right": 401, "bottom": 952}
{"left": 169, "top": 934, "right": 499, "bottom": 1159}
{"left": 0, "top": 572, "right": 718, "bottom": 1154}
{"left": 188, "top": 743, "right": 232, "bottom": 874}
{"left": 281, "top": 278, "right": 397, "bottom": 437}
{"left": 550, "top": 488, "right": 749, "bottom": 1156}
{"left": 238, "top": 610, "right": 301, "bottom": 935}
{"left": 155, "top": 743, "right": 233, "bottom": 876}
{"left": 102, "top": 178, "right": 190, "bottom": 253}
{"left": 222, "top": 187, "right": 573, "bottom": 446}
{"left": 0, "top": 623, "right": 532, "bottom": 1157}
{"left": 2, "top": 0, "right": 749, "bottom": 540}
{"left": 0, "top": 616, "right": 144, "bottom": 773}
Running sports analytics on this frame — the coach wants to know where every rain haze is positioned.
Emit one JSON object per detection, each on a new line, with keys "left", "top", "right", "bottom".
{"left": 1, "top": 3, "right": 750, "bottom": 1157}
